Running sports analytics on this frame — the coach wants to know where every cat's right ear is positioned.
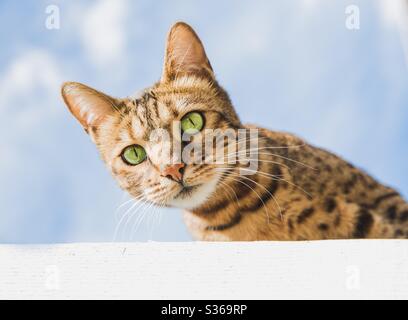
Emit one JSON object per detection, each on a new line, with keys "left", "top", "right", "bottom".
{"left": 161, "top": 22, "right": 214, "bottom": 83}
{"left": 61, "top": 82, "right": 118, "bottom": 132}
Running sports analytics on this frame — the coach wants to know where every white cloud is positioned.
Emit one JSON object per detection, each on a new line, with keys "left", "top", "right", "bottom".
{"left": 378, "top": 0, "right": 408, "bottom": 69}
{"left": 81, "top": 0, "right": 129, "bottom": 67}
{"left": 0, "top": 49, "right": 64, "bottom": 238}
{"left": 379, "top": 0, "right": 408, "bottom": 28}
{"left": 301, "top": 0, "right": 321, "bottom": 11}
{"left": 0, "top": 49, "right": 62, "bottom": 169}
{"left": 0, "top": 50, "right": 63, "bottom": 136}
{"left": 0, "top": 50, "right": 61, "bottom": 104}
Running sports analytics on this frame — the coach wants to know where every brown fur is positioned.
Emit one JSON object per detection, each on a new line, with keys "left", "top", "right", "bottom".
{"left": 61, "top": 22, "right": 408, "bottom": 241}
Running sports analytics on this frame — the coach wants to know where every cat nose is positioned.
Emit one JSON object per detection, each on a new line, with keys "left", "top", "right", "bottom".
{"left": 161, "top": 163, "right": 185, "bottom": 182}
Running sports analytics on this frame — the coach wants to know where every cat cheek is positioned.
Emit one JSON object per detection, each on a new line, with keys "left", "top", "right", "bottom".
{"left": 118, "top": 180, "right": 129, "bottom": 190}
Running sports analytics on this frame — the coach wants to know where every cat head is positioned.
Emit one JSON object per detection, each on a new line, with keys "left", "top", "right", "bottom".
{"left": 61, "top": 22, "right": 242, "bottom": 209}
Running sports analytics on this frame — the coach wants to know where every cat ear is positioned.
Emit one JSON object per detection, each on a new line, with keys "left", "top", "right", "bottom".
{"left": 61, "top": 82, "right": 118, "bottom": 131}
{"left": 161, "top": 22, "right": 214, "bottom": 83}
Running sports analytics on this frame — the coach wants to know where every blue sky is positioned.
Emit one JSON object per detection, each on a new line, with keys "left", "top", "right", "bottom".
{"left": 0, "top": 0, "right": 407, "bottom": 243}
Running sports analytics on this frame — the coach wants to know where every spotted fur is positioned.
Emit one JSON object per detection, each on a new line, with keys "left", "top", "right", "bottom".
{"left": 62, "top": 22, "right": 408, "bottom": 241}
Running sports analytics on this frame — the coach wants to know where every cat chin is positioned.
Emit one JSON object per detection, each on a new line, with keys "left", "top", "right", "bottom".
{"left": 167, "top": 177, "right": 219, "bottom": 210}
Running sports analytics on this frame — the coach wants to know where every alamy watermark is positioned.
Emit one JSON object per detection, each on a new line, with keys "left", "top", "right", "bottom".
{"left": 345, "top": 5, "right": 360, "bottom": 30}
{"left": 148, "top": 124, "right": 260, "bottom": 176}
{"left": 345, "top": 265, "right": 361, "bottom": 291}
{"left": 45, "top": 4, "right": 60, "bottom": 30}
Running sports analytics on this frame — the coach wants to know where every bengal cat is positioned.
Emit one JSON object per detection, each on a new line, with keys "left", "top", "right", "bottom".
{"left": 61, "top": 22, "right": 408, "bottom": 241}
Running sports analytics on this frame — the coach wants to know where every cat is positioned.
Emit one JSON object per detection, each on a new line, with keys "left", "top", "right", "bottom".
{"left": 61, "top": 22, "right": 408, "bottom": 241}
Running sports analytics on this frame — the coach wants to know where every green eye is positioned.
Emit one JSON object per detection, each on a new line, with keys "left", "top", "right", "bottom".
{"left": 121, "top": 145, "right": 147, "bottom": 166}
{"left": 181, "top": 112, "right": 204, "bottom": 134}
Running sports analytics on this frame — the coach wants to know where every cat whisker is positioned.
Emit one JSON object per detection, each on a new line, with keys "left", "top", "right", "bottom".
{"left": 214, "top": 176, "right": 248, "bottom": 229}
{"left": 121, "top": 192, "right": 158, "bottom": 239}
{"left": 237, "top": 167, "right": 312, "bottom": 199}
{"left": 114, "top": 195, "right": 143, "bottom": 221}
{"left": 121, "top": 197, "right": 152, "bottom": 240}
{"left": 221, "top": 149, "right": 316, "bottom": 171}
{"left": 231, "top": 136, "right": 307, "bottom": 150}
{"left": 217, "top": 179, "right": 240, "bottom": 212}
{"left": 148, "top": 201, "right": 165, "bottom": 240}
{"left": 217, "top": 168, "right": 283, "bottom": 221}
{"left": 113, "top": 196, "right": 147, "bottom": 242}
{"left": 217, "top": 137, "right": 307, "bottom": 158}
{"left": 124, "top": 201, "right": 151, "bottom": 238}
{"left": 147, "top": 205, "right": 158, "bottom": 240}
{"left": 128, "top": 188, "right": 174, "bottom": 240}
{"left": 130, "top": 200, "right": 157, "bottom": 240}
{"left": 128, "top": 197, "right": 158, "bottom": 237}
{"left": 210, "top": 136, "right": 305, "bottom": 163}
{"left": 217, "top": 170, "right": 274, "bottom": 224}
{"left": 223, "top": 157, "right": 291, "bottom": 171}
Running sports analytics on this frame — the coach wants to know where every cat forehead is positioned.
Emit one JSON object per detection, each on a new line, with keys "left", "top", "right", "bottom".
{"left": 120, "top": 93, "right": 185, "bottom": 141}
{"left": 117, "top": 77, "right": 218, "bottom": 140}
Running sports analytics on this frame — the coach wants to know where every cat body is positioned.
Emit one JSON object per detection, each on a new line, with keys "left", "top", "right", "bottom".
{"left": 184, "top": 126, "right": 408, "bottom": 240}
{"left": 62, "top": 22, "right": 408, "bottom": 241}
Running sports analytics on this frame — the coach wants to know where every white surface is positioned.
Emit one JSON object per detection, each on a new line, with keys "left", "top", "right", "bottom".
{"left": 0, "top": 241, "right": 407, "bottom": 300}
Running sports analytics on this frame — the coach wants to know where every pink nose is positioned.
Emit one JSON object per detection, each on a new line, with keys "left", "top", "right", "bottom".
{"left": 161, "top": 163, "right": 185, "bottom": 182}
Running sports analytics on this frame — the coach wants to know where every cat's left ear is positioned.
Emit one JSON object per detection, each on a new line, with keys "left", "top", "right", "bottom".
{"left": 61, "top": 82, "right": 119, "bottom": 133}
{"left": 161, "top": 22, "right": 214, "bottom": 83}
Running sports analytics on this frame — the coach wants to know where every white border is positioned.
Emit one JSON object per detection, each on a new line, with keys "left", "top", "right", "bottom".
{"left": 0, "top": 241, "right": 407, "bottom": 300}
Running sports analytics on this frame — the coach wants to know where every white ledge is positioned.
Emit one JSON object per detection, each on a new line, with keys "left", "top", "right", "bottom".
{"left": 0, "top": 241, "right": 407, "bottom": 300}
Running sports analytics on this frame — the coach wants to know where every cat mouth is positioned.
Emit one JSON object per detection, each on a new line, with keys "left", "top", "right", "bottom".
{"left": 168, "top": 177, "right": 219, "bottom": 209}
{"left": 174, "top": 185, "right": 200, "bottom": 199}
